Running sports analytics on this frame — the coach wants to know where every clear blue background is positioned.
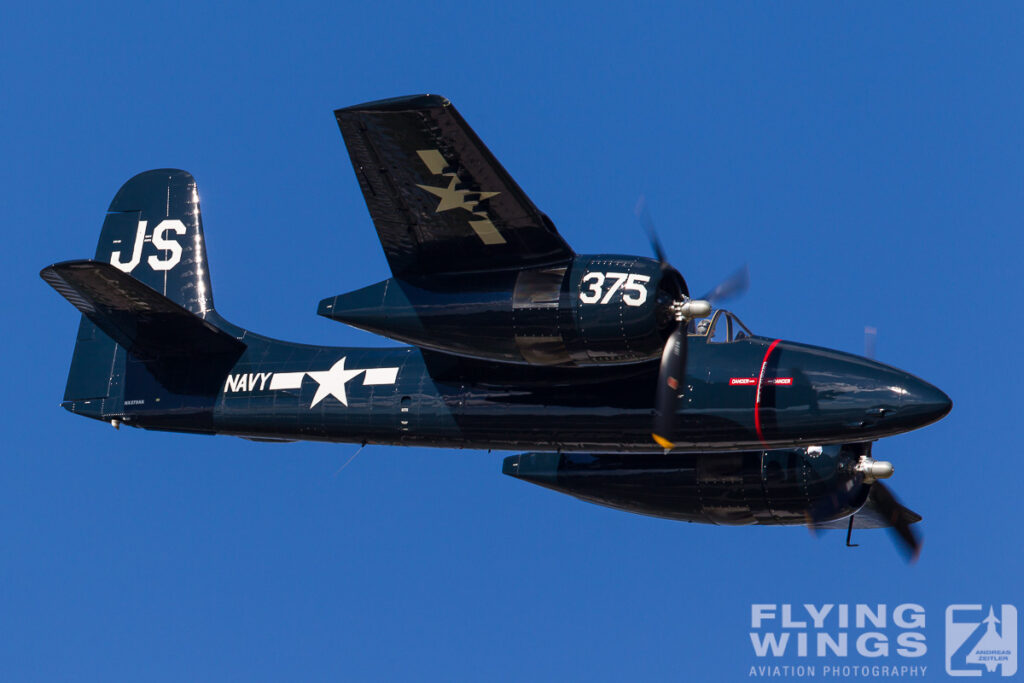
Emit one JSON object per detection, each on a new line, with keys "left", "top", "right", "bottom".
{"left": 2, "top": 2, "right": 1021, "bottom": 680}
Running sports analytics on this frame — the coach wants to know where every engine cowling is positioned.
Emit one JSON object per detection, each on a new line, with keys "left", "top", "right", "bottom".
{"left": 502, "top": 444, "right": 871, "bottom": 526}
{"left": 318, "top": 254, "right": 686, "bottom": 366}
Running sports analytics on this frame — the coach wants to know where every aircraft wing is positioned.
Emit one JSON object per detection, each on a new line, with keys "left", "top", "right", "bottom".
{"left": 335, "top": 94, "right": 574, "bottom": 282}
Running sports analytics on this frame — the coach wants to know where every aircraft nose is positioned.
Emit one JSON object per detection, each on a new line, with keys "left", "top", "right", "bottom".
{"left": 897, "top": 374, "right": 952, "bottom": 430}
{"left": 761, "top": 341, "right": 951, "bottom": 442}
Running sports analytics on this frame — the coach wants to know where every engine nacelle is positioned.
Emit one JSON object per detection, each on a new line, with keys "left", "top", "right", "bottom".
{"left": 502, "top": 444, "right": 871, "bottom": 526}
{"left": 319, "top": 255, "right": 685, "bottom": 366}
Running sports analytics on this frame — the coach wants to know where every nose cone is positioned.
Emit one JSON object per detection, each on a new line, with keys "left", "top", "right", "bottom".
{"left": 896, "top": 375, "right": 952, "bottom": 431}
{"left": 763, "top": 341, "right": 952, "bottom": 443}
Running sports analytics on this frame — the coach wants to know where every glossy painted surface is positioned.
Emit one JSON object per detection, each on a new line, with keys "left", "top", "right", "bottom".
{"left": 335, "top": 94, "right": 573, "bottom": 282}
{"left": 42, "top": 97, "right": 952, "bottom": 536}
{"left": 52, "top": 316, "right": 948, "bottom": 454}
{"left": 319, "top": 255, "right": 674, "bottom": 366}
{"left": 502, "top": 445, "right": 874, "bottom": 526}
{"left": 46, "top": 163, "right": 950, "bottom": 455}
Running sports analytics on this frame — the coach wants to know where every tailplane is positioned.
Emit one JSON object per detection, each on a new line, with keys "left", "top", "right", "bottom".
{"left": 42, "top": 259, "right": 243, "bottom": 361}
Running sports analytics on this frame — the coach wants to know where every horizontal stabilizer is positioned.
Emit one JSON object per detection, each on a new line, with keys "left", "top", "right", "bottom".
{"left": 41, "top": 260, "right": 245, "bottom": 361}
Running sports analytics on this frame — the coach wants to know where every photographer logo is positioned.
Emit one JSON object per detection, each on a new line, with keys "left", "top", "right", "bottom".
{"left": 946, "top": 605, "right": 1017, "bottom": 677}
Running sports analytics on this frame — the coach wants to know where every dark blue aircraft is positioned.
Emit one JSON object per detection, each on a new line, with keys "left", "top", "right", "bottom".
{"left": 42, "top": 95, "right": 950, "bottom": 558}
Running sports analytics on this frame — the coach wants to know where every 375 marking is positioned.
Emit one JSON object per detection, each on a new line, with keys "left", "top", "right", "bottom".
{"left": 579, "top": 272, "right": 650, "bottom": 306}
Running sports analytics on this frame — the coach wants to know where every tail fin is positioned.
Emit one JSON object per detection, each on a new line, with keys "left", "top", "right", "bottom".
{"left": 99, "top": 169, "right": 214, "bottom": 314}
{"left": 44, "top": 169, "right": 230, "bottom": 422}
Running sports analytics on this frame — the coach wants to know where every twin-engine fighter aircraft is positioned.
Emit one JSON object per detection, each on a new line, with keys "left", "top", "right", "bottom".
{"left": 43, "top": 95, "right": 950, "bottom": 558}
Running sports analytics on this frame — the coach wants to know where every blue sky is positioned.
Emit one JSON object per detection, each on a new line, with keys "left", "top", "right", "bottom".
{"left": 2, "top": 2, "right": 1021, "bottom": 680}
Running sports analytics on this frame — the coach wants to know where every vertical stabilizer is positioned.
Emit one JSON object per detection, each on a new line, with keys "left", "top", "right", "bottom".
{"left": 100, "top": 169, "right": 214, "bottom": 314}
{"left": 60, "top": 169, "right": 217, "bottom": 419}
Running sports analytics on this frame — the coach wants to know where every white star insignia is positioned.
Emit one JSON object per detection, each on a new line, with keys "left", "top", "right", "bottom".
{"left": 307, "top": 357, "right": 364, "bottom": 407}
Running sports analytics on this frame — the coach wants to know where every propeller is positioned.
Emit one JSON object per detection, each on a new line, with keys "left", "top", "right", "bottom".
{"left": 805, "top": 442, "right": 922, "bottom": 561}
{"left": 866, "top": 474, "right": 923, "bottom": 562}
{"left": 699, "top": 265, "right": 750, "bottom": 306}
{"left": 635, "top": 196, "right": 670, "bottom": 267}
{"left": 864, "top": 325, "right": 878, "bottom": 360}
{"left": 653, "top": 325, "right": 687, "bottom": 449}
{"left": 635, "top": 197, "right": 711, "bottom": 449}
{"left": 851, "top": 440, "right": 922, "bottom": 561}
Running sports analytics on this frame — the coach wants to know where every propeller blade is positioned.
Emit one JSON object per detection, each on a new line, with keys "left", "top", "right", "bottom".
{"left": 634, "top": 195, "right": 668, "bottom": 266}
{"left": 864, "top": 326, "right": 878, "bottom": 360}
{"left": 699, "top": 265, "right": 750, "bottom": 305}
{"left": 868, "top": 481, "right": 922, "bottom": 562}
{"left": 653, "top": 324, "right": 686, "bottom": 449}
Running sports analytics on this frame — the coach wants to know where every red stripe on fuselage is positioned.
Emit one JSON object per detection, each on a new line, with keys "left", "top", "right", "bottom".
{"left": 754, "top": 339, "right": 782, "bottom": 444}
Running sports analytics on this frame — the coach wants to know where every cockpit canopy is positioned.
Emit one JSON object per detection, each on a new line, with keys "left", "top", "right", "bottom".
{"left": 689, "top": 309, "right": 753, "bottom": 343}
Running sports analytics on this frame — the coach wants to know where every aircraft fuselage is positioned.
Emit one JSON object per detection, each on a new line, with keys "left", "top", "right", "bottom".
{"left": 68, "top": 314, "right": 949, "bottom": 453}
